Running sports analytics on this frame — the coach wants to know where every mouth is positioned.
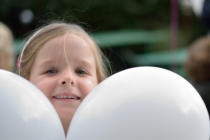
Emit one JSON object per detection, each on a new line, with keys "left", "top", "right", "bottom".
{"left": 52, "top": 95, "right": 81, "bottom": 101}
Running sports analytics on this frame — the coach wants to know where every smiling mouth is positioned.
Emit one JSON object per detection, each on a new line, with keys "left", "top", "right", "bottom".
{"left": 53, "top": 96, "right": 81, "bottom": 100}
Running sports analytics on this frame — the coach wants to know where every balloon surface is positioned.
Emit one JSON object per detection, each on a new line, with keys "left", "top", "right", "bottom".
{"left": 67, "top": 67, "right": 209, "bottom": 140}
{"left": 0, "top": 70, "right": 65, "bottom": 140}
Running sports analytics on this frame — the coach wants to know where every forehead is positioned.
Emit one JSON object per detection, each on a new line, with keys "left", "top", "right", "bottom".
{"left": 35, "top": 33, "right": 95, "bottom": 63}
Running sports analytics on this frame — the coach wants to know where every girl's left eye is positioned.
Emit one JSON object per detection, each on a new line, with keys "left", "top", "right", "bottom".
{"left": 76, "top": 69, "right": 87, "bottom": 75}
{"left": 45, "top": 69, "right": 57, "bottom": 74}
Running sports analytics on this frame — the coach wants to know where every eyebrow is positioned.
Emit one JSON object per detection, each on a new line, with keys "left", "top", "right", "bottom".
{"left": 76, "top": 58, "right": 94, "bottom": 67}
{"left": 39, "top": 59, "right": 56, "bottom": 67}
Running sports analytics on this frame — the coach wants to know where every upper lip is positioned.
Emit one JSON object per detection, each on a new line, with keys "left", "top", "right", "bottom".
{"left": 52, "top": 92, "right": 81, "bottom": 100}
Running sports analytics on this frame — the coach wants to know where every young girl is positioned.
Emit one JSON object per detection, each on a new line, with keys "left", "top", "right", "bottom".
{"left": 18, "top": 22, "right": 109, "bottom": 135}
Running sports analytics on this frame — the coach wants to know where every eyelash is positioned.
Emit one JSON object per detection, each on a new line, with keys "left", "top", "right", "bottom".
{"left": 76, "top": 69, "right": 88, "bottom": 75}
{"left": 44, "top": 69, "right": 57, "bottom": 74}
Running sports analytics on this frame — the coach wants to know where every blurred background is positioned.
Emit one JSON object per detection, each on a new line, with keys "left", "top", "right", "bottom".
{"left": 0, "top": 0, "right": 207, "bottom": 76}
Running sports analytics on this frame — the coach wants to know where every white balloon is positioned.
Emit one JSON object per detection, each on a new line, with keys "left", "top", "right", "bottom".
{"left": 0, "top": 70, "right": 65, "bottom": 140}
{"left": 67, "top": 67, "right": 209, "bottom": 140}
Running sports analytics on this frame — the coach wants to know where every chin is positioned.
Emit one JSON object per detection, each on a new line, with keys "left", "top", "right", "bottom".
{"left": 59, "top": 109, "right": 76, "bottom": 119}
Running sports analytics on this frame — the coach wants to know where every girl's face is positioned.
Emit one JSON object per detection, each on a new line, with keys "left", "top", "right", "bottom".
{"left": 29, "top": 33, "right": 98, "bottom": 133}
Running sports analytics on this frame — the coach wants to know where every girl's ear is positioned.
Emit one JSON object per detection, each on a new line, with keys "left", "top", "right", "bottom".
{"left": 16, "top": 56, "right": 20, "bottom": 70}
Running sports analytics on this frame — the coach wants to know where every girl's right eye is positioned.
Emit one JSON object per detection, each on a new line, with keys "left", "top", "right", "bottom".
{"left": 44, "top": 69, "right": 57, "bottom": 74}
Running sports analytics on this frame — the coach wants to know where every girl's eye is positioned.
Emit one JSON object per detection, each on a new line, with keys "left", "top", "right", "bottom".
{"left": 44, "top": 69, "right": 57, "bottom": 74}
{"left": 76, "top": 69, "right": 87, "bottom": 75}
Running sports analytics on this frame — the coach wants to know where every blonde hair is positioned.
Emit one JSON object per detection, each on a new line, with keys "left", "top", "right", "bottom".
{"left": 18, "top": 22, "right": 109, "bottom": 82}
{"left": 0, "top": 22, "right": 14, "bottom": 71}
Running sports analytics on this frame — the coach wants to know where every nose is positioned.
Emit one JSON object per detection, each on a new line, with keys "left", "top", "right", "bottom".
{"left": 58, "top": 69, "right": 75, "bottom": 86}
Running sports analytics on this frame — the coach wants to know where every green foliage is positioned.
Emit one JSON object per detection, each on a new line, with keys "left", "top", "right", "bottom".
{"left": 1, "top": 0, "right": 171, "bottom": 35}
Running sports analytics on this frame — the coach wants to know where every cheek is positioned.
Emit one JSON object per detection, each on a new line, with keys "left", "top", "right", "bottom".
{"left": 32, "top": 80, "right": 54, "bottom": 99}
{"left": 80, "top": 80, "right": 98, "bottom": 97}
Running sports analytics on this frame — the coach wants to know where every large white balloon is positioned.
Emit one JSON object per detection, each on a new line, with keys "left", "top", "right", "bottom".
{"left": 0, "top": 70, "right": 65, "bottom": 140}
{"left": 67, "top": 67, "right": 209, "bottom": 140}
